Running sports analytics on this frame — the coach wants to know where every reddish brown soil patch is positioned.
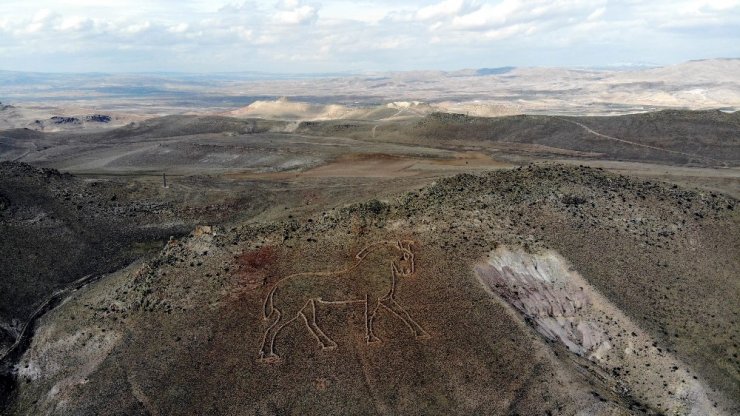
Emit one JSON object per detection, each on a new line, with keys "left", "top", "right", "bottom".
{"left": 234, "top": 246, "right": 278, "bottom": 290}
{"left": 302, "top": 153, "right": 418, "bottom": 178}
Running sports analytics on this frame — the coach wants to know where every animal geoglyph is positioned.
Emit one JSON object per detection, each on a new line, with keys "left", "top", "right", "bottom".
{"left": 258, "top": 240, "right": 429, "bottom": 363}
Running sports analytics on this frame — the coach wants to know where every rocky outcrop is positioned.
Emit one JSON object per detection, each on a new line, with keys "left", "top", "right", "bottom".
{"left": 476, "top": 247, "right": 719, "bottom": 415}
{"left": 0, "top": 193, "right": 9, "bottom": 212}
{"left": 84, "top": 114, "right": 111, "bottom": 123}
{"left": 50, "top": 116, "right": 81, "bottom": 125}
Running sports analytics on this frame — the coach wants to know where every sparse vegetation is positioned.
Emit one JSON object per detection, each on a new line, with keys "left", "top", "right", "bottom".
{"left": 1, "top": 106, "right": 738, "bottom": 414}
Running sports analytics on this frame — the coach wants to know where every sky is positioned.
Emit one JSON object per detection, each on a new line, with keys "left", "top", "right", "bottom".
{"left": 0, "top": 0, "right": 738, "bottom": 73}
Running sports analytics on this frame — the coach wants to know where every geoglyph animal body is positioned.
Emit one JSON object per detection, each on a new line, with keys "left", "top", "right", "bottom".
{"left": 258, "top": 240, "right": 429, "bottom": 362}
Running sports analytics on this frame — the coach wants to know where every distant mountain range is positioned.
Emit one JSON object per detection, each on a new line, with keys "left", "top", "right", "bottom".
{"left": 0, "top": 59, "right": 737, "bottom": 116}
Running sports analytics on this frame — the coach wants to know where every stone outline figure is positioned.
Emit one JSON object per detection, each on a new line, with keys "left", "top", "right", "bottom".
{"left": 258, "top": 240, "right": 429, "bottom": 363}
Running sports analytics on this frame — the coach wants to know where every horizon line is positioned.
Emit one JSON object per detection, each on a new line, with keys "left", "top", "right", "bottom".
{"left": 3, "top": 58, "right": 739, "bottom": 77}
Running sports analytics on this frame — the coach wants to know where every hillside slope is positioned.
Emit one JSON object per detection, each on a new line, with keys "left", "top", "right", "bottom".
{"left": 298, "top": 110, "right": 740, "bottom": 166}
{"left": 0, "top": 162, "right": 276, "bottom": 365}
{"left": 5, "top": 165, "right": 737, "bottom": 415}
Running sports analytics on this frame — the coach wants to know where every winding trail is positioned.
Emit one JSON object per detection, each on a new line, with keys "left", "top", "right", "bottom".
{"left": 0, "top": 273, "right": 101, "bottom": 366}
{"left": 555, "top": 117, "right": 726, "bottom": 166}
{"left": 0, "top": 271, "right": 110, "bottom": 411}
{"left": 11, "top": 151, "right": 30, "bottom": 162}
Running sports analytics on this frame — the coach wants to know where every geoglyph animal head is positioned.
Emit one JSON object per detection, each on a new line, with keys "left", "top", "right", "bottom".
{"left": 393, "top": 240, "right": 416, "bottom": 277}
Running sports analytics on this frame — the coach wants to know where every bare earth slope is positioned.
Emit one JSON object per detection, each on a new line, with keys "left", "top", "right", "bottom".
{"left": 3, "top": 111, "right": 737, "bottom": 178}
{"left": 297, "top": 110, "right": 740, "bottom": 167}
{"left": 4, "top": 165, "right": 737, "bottom": 415}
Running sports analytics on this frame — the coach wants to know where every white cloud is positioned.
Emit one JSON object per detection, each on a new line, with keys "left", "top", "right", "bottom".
{"left": 416, "top": 0, "right": 480, "bottom": 21}
{"left": 274, "top": 3, "right": 319, "bottom": 25}
{"left": 587, "top": 7, "right": 605, "bottom": 21}
{"left": 0, "top": 0, "right": 736, "bottom": 72}
{"left": 25, "top": 9, "right": 59, "bottom": 34}
{"left": 450, "top": 0, "right": 605, "bottom": 33}
{"left": 122, "top": 21, "right": 153, "bottom": 35}
{"left": 168, "top": 23, "right": 190, "bottom": 34}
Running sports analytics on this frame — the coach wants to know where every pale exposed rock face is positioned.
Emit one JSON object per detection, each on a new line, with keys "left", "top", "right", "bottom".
{"left": 386, "top": 101, "right": 423, "bottom": 109}
{"left": 476, "top": 248, "right": 606, "bottom": 356}
{"left": 193, "top": 225, "right": 213, "bottom": 237}
{"left": 15, "top": 326, "right": 122, "bottom": 414}
{"left": 475, "top": 247, "right": 723, "bottom": 416}
{"left": 228, "top": 99, "right": 351, "bottom": 121}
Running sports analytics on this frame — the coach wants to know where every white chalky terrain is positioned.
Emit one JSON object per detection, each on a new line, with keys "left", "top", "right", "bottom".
{"left": 476, "top": 247, "right": 721, "bottom": 415}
